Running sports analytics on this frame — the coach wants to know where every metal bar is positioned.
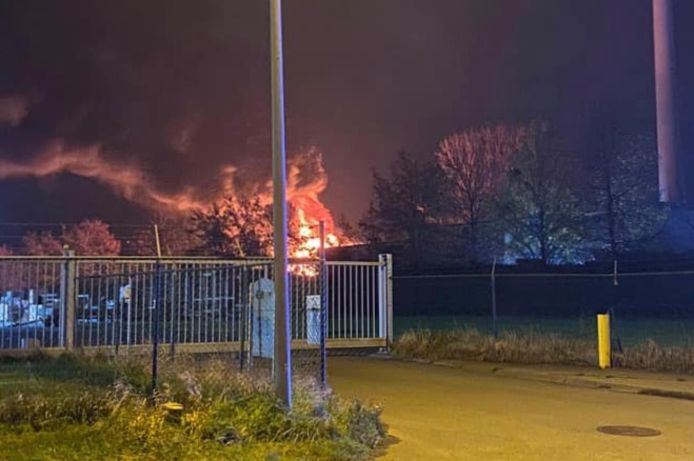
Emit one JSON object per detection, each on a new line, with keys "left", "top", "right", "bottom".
{"left": 151, "top": 260, "right": 162, "bottom": 394}
{"left": 361, "top": 265, "right": 367, "bottom": 339}
{"left": 50, "top": 261, "right": 56, "bottom": 346}
{"left": 330, "top": 265, "right": 335, "bottom": 339}
{"left": 319, "top": 221, "right": 327, "bottom": 387}
{"left": 270, "top": 0, "right": 292, "bottom": 406}
{"left": 349, "top": 264, "right": 354, "bottom": 338}
{"left": 239, "top": 265, "right": 246, "bottom": 371}
{"left": 64, "top": 251, "right": 76, "bottom": 351}
{"left": 378, "top": 255, "right": 386, "bottom": 342}
{"left": 384, "top": 254, "right": 393, "bottom": 348}
{"left": 2, "top": 261, "right": 7, "bottom": 349}
{"left": 326, "top": 261, "right": 381, "bottom": 267}
{"left": 491, "top": 258, "right": 498, "bottom": 338}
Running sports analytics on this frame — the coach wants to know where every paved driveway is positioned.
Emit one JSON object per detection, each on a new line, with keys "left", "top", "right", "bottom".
{"left": 329, "top": 357, "right": 694, "bottom": 461}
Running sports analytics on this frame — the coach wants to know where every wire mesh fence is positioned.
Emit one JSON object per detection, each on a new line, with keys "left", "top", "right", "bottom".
{"left": 393, "top": 265, "right": 694, "bottom": 350}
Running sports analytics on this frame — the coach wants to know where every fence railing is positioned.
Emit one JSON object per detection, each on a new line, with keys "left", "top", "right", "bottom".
{"left": 0, "top": 255, "right": 393, "bottom": 354}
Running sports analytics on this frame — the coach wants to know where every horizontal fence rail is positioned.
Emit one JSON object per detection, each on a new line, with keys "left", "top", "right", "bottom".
{"left": 0, "top": 255, "right": 392, "bottom": 354}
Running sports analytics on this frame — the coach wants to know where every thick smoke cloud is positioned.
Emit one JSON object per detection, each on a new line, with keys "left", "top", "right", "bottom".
{"left": 0, "top": 139, "right": 335, "bottom": 231}
{"left": 1, "top": 0, "right": 692, "bottom": 224}
{"left": 0, "top": 0, "right": 275, "bottom": 222}
{"left": 0, "top": 96, "right": 29, "bottom": 127}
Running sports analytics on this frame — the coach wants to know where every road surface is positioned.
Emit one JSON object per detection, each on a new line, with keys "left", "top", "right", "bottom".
{"left": 329, "top": 357, "right": 694, "bottom": 461}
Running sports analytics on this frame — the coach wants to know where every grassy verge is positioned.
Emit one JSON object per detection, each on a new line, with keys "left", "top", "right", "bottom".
{"left": 393, "top": 328, "right": 694, "bottom": 374}
{"left": 0, "top": 353, "right": 384, "bottom": 461}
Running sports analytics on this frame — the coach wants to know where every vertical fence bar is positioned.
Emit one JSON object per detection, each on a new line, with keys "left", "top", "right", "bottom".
{"left": 377, "top": 254, "right": 393, "bottom": 348}
{"left": 329, "top": 265, "right": 334, "bottom": 339}
{"left": 358, "top": 266, "right": 366, "bottom": 338}
{"left": 385, "top": 254, "right": 393, "bottom": 349}
{"left": 239, "top": 265, "right": 247, "bottom": 371}
{"left": 62, "top": 250, "right": 76, "bottom": 351}
{"left": 371, "top": 265, "right": 376, "bottom": 338}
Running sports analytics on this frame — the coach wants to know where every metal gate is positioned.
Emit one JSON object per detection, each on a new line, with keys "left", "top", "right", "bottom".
{"left": 0, "top": 255, "right": 393, "bottom": 360}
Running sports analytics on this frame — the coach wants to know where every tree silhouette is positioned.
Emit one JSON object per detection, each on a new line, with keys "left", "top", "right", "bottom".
{"left": 361, "top": 152, "right": 446, "bottom": 267}
{"left": 496, "top": 123, "right": 587, "bottom": 264}
{"left": 436, "top": 125, "right": 526, "bottom": 261}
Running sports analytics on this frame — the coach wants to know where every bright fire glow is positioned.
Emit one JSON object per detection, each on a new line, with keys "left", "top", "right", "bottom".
{"left": 290, "top": 208, "right": 342, "bottom": 276}
{"left": 0, "top": 142, "right": 352, "bottom": 272}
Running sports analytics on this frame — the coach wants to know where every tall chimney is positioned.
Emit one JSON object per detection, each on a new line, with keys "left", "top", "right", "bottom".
{"left": 653, "top": 0, "right": 680, "bottom": 203}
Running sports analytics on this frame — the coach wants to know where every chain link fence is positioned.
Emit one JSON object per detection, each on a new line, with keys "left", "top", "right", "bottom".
{"left": 394, "top": 265, "right": 694, "bottom": 355}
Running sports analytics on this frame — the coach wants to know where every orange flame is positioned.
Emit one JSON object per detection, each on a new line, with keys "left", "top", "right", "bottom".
{"left": 0, "top": 141, "right": 350, "bottom": 267}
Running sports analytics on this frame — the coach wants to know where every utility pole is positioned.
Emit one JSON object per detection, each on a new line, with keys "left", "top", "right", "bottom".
{"left": 270, "top": 0, "right": 292, "bottom": 408}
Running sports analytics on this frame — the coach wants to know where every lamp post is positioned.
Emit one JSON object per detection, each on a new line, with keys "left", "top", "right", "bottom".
{"left": 653, "top": 0, "right": 680, "bottom": 203}
{"left": 270, "top": 0, "right": 292, "bottom": 407}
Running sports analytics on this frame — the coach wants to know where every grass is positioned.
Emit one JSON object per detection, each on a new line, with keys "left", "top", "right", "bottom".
{"left": 393, "top": 328, "right": 694, "bottom": 374}
{"left": 0, "top": 353, "right": 385, "bottom": 461}
{"left": 395, "top": 315, "right": 694, "bottom": 347}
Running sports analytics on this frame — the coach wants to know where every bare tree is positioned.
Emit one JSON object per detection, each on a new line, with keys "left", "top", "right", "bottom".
{"left": 592, "top": 127, "right": 667, "bottom": 257}
{"left": 436, "top": 125, "right": 526, "bottom": 260}
{"left": 496, "top": 123, "right": 587, "bottom": 264}
{"left": 360, "top": 152, "right": 446, "bottom": 267}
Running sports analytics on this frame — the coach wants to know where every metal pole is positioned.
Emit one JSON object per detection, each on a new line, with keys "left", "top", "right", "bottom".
{"left": 270, "top": 0, "right": 292, "bottom": 408}
{"left": 62, "top": 249, "right": 76, "bottom": 351}
{"left": 653, "top": 0, "right": 680, "bottom": 203}
{"left": 151, "top": 225, "right": 163, "bottom": 395}
{"left": 319, "top": 221, "right": 327, "bottom": 388}
{"left": 151, "top": 260, "right": 162, "bottom": 395}
{"left": 384, "top": 254, "right": 393, "bottom": 349}
{"left": 491, "top": 258, "right": 498, "bottom": 339}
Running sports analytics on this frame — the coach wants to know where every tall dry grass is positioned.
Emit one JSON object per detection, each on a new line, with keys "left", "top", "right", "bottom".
{"left": 0, "top": 353, "right": 385, "bottom": 461}
{"left": 393, "top": 328, "right": 694, "bottom": 373}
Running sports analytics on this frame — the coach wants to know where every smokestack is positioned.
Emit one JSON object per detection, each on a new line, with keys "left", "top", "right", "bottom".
{"left": 653, "top": 0, "right": 681, "bottom": 203}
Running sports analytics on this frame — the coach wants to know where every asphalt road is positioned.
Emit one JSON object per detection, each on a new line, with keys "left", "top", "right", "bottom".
{"left": 329, "top": 357, "right": 694, "bottom": 461}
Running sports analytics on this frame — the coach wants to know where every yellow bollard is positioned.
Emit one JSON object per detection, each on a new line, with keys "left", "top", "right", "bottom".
{"left": 597, "top": 313, "right": 611, "bottom": 369}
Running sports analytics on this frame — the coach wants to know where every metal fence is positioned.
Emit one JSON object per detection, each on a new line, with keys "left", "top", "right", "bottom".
{"left": 393, "top": 264, "right": 694, "bottom": 348}
{"left": 0, "top": 255, "right": 393, "bottom": 361}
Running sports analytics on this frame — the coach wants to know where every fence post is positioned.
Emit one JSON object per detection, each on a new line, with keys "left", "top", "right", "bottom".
{"left": 239, "top": 265, "right": 247, "bottom": 372}
{"left": 151, "top": 260, "right": 163, "bottom": 394}
{"left": 491, "top": 258, "right": 498, "bottom": 339}
{"left": 378, "top": 254, "right": 394, "bottom": 350}
{"left": 319, "top": 221, "right": 327, "bottom": 387}
{"left": 60, "top": 249, "right": 76, "bottom": 351}
{"left": 151, "top": 226, "right": 163, "bottom": 395}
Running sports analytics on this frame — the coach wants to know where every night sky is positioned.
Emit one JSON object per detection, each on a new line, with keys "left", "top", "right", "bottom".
{"left": 0, "top": 0, "right": 692, "bottom": 225}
